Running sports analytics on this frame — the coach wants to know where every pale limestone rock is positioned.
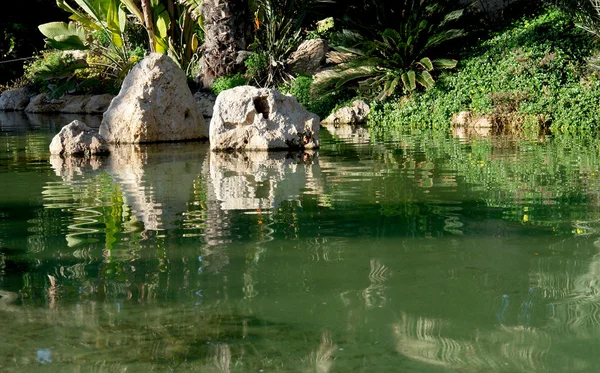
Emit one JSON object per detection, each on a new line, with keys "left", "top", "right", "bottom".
{"left": 84, "top": 94, "right": 113, "bottom": 114}
{"left": 25, "top": 93, "right": 66, "bottom": 113}
{"left": 210, "top": 85, "right": 320, "bottom": 151}
{"left": 451, "top": 111, "right": 493, "bottom": 139}
{"left": 100, "top": 53, "right": 208, "bottom": 143}
{"left": 322, "top": 100, "right": 370, "bottom": 124}
{"left": 452, "top": 111, "right": 472, "bottom": 126}
{"left": 287, "top": 38, "right": 328, "bottom": 76}
{"left": 49, "top": 120, "right": 109, "bottom": 156}
{"left": 61, "top": 95, "right": 92, "bottom": 113}
{"left": 0, "top": 87, "right": 34, "bottom": 111}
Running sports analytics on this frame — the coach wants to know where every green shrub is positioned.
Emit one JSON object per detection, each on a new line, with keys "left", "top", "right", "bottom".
{"left": 280, "top": 75, "right": 353, "bottom": 119}
{"left": 313, "top": 1, "right": 465, "bottom": 101}
{"left": 24, "top": 51, "right": 89, "bottom": 98}
{"left": 212, "top": 73, "right": 248, "bottom": 95}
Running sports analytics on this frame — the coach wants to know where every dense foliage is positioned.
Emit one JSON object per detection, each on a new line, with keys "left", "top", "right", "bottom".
{"left": 368, "top": 8, "right": 600, "bottom": 134}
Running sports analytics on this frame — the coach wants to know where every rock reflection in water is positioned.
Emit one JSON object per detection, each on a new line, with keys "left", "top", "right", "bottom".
{"left": 208, "top": 151, "right": 321, "bottom": 211}
{"left": 322, "top": 123, "right": 370, "bottom": 144}
{"left": 49, "top": 154, "right": 106, "bottom": 182}
{"left": 106, "top": 143, "right": 207, "bottom": 230}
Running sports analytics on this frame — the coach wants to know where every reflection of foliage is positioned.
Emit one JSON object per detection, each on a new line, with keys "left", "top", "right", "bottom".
{"left": 366, "top": 129, "right": 600, "bottom": 231}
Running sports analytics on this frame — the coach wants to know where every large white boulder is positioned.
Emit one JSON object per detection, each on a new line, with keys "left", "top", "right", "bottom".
{"left": 49, "top": 120, "right": 109, "bottom": 156}
{"left": 100, "top": 53, "right": 208, "bottom": 143}
{"left": 210, "top": 86, "right": 320, "bottom": 151}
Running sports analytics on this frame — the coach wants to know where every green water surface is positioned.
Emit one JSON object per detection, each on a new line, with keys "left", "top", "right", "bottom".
{"left": 1, "top": 111, "right": 600, "bottom": 372}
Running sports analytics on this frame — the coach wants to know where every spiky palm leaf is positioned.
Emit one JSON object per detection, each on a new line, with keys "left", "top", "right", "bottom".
{"left": 313, "top": 2, "right": 463, "bottom": 100}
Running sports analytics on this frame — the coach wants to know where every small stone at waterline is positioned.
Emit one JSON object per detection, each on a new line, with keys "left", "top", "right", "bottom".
{"left": 49, "top": 120, "right": 109, "bottom": 156}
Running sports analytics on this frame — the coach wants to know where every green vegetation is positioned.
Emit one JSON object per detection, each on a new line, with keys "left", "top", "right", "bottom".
{"left": 8, "top": 0, "right": 600, "bottom": 135}
{"left": 211, "top": 73, "right": 248, "bottom": 95}
{"left": 367, "top": 7, "right": 600, "bottom": 134}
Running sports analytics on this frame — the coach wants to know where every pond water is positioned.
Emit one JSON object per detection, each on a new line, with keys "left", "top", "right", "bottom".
{"left": 2, "top": 111, "right": 600, "bottom": 372}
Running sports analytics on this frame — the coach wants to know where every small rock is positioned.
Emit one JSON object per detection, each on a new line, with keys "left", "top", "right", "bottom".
{"left": 84, "top": 94, "right": 114, "bottom": 114}
{"left": 25, "top": 93, "right": 66, "bottom": 113}
{"left": 61, "top": 95, "right": 92, "bottom": 113}
{"left": 322, "top": 100, "right": 370, "bottom": 124}
{"left": 452, "top": 111, "right": 493, "bottom": 128}
{"left": 49, "top": 120, "right": 109, "bottom": 156}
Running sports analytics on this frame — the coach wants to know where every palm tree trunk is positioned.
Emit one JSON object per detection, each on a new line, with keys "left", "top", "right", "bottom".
{"left": 141, "top": 0, "right": 156, "bottom": 52}
{"left": 201, "top": 0, "right": 249, "bottom": 88}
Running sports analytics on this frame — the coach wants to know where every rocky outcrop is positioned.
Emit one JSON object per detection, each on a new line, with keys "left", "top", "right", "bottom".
{"left": 14, "top": 92, "right": 113, "bottom": 114}
{"left": 0, "top": 87, "right": 35, "bottom": 111}
{"left": 287, "top": 38, "right": 328, "bottom": 76}
{"left": 210, "top": 85, "right": 320, "bottom": 151}
{"left": 322, "top": 100, "right": 370, "bottom": 124}
{"left": 25, "top": 93, "right": 66, "bottom": 113}
{"left": 100, "top": 53, "right": 208, "bottom": 143}
{"left": 61, "top": 94, "right": 113, "bottom": 114}
{"left": 49, "top": 120, "right": 109, "bottom": 156}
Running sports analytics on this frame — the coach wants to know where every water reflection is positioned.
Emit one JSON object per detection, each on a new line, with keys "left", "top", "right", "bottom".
{"left": 208, "top": 150, "right": 321, "bottom": 210}
{"left": 106, "top": 143, "right": 207, "bottom": 230}
{"left": 7, "top": 118, "right": 600, "bottom": 371}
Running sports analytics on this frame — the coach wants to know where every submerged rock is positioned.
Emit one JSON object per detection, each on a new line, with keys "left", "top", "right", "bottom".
{"left": 0, "top": 87, "right": 35, "bottom": 111}
{"left": 49, "top": 120, "right": 109, "bottom": 156}
{"left": 322, "top": 100, "right": 370, "bottom": 124}
{"left": 210, "top": 85, "right": 320, "bottom": 151}
{"left": 100, "top": 53, "right": 208, "bottom": 143}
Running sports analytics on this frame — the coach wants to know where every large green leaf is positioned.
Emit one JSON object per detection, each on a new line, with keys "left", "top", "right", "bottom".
{"left": 401, "top": 70, "right": 416, "bottom": 91}
{"left": 106, "top": 0, "right": 123, "bottom": 47}
{"left": 432, "top": 58, "right": 458, "bottom": 69}
{"left": 415, "top": 70, "right": 435, "bottom": 88}
{"left": 46, "top": 35, "right": 88, "bottom": 50}
{"left": 121, "top": 0, "right": 144, "bottom": 23}
{"left": 418, "top": 57, "right": 433, "bottom": 71}
{"left": 39, "top": 22, "right": 87, "bottom": 50}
